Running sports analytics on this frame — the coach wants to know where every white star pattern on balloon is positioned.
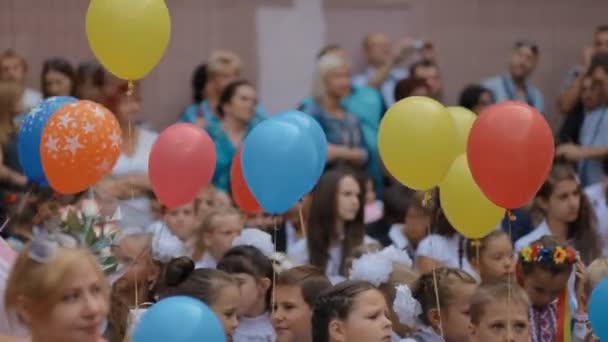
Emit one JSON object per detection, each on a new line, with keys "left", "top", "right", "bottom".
{"left": 93, "top": 106, "right": 105, "bottom": 118}
{"left": 109, "top": 132, "right": 120, "bottom": 148}
{"left": 64, "top": 135, "right": 83, "bottom": 155}
{"left": 58, "top": 114, "right": 73, "bottom": 128}
{"left": 83, "top": 122, "right": 96, "bottom": 134}
{"left": 45, "top": 136, "right": 60, "bottom": 152}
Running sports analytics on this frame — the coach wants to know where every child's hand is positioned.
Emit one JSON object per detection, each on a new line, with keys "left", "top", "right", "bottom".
{"left": 575, "top": 260, "right": 587, "bottom": 314}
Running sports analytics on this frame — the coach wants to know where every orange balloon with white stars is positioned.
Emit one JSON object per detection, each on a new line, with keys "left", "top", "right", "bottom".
{"left": 40, "top": 100, "right": 122, "bottom": 194}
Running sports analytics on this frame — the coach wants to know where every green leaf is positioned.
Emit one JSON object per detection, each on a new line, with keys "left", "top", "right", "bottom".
{"left": 90, "top": 236, "right": 112, "bottom": 253}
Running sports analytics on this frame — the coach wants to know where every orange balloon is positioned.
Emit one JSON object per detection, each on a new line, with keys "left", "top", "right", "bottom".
{"left": 230, "top": 148, "right": 262, "bottom": 214}
{"left": 41, "top": 100, "right": 122, "bottom": 194}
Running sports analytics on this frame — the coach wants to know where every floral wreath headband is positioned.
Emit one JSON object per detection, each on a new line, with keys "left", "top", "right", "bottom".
{"left": 519, "top": 242, "right": 578, "bottom": 265}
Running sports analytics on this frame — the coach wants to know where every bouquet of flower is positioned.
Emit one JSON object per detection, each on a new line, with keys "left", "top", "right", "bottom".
{"left": 47, "top": 198, "right": 121, "bottom": 275}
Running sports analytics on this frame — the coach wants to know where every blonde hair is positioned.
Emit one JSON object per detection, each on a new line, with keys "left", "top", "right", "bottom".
{"left": 312, "top": 54, "right": 349, "bottom": 101}
{"left": 5, "top": 245, "right": 108, "bottom": 322}
{"left": 584, "top": 256, "right": 608, "bottom": 296}
{"left": 470, "top": 281, "right": 530, "bottom": 325}
{"left": 207, "top": 50, "right": 242, "bottom": 75}
{"left": 0, "top": 80, "right": 19, "bottom": 145}
{"left": 192, "top": 207, "right": 243, "bottom": 260}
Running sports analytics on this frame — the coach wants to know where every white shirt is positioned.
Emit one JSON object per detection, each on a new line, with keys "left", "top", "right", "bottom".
{"left": 353, "top": 67, "right": 408, "bottom": 105}
{"left": 194, "top": 252, "right": 217, "bottom": 269}
{"left": 415, "top": 234, "right": 477, "bottom": 278}
{"left": 514, "top": 220, "right": 552, "bottom": 252}
{"left": 233, "top": 312, "right": 276, "bottom": 342}
{"left": 0, "top": 241, "right": 26, "bottom": 336}
{"left": 289, "top": 235, "right": 377, "bottom": 281}
{"left": 284, "top": 221, "right": 303, "bottom": 255}
{"left": 585, "top": 182, "right": 608, "bottom": 255}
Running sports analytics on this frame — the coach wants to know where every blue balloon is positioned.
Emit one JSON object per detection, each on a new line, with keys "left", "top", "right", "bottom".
{"left": 589, "top": 277, "right": 608, "bottom": 339}
{"left": 242, "top": 117, "right": 325, "bottom": 214}
{"left": 133, "top": 296, "right": 225, "bottom": 342}
{"left": 274, "top": 110, "right": 327, "bottom": 192}
{"left": 17, "top": 96, "right": 77, "bottom": 185}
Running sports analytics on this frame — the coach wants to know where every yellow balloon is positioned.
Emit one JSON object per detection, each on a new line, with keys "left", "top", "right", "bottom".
{"left": 86, "top": 0, "right": 171, "bottom": 80}
{"left": 378, "top": 96, "right": 459, "bottom": 190}
{"left": 440, "top": 154, "right": 504, "bottom": 239}
{"left": 446, "top": 106, "right": 476, "bottom": 155}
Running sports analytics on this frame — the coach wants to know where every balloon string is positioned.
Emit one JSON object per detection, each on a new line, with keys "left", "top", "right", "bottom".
{"left": 432, "top": 268, "right": 444, "bottom": 338}
{"left": 506, "top": 209, "right": 513, "bottom": 339}
{"left": 298, "top": 201, "right": 307, "bottom": 240}
{"left": 271, "top": 216, "right": 278, "bottom": 313}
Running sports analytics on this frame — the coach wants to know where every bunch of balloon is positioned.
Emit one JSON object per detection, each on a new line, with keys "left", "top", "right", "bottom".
{"left": 86, "top": 0, "right": 171, "bottom": 81}
{"left": 467, "top": 101, "right": 554, "bottom": 209}
{"left": 241, "top": 110, "right": 327, "bottom": 214}
{"left": 378, "top": 97, "right": 459, "bottom": 190}
{"left": 148, "top": 123, "right": 216, "bottom": 208}
{"left": 40, "top": 101, "right": 122, "bottom": 194}
{"left": 18, "top": 96, "right": 77, "bottom": 186}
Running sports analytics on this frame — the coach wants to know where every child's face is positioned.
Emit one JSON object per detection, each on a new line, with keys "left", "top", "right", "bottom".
{"left": 197, "top": 187, "right": 216, "bottom": 219}
{"left": 32, "top": 260, "right": 108, "bottom": 342}
{"left": 403, "top": 206, "right": 430, "bottom": 246}
{"left": 272, "top": 285, "right": 313, "bottom": 342}
{"left": 441, "top": 283, "right": 476, "bottom": 342}
{"left": 477, "top": 234, "right": 515, "bottom": 284}
{"left": 210, "top": 284, "right": 240, "bottom": 340}
{"left": 112, "top": 235, "right": 158, "bottom": 305}
{"left": 522, "top": 268, "right": 570, "bottom": 307}
{"left": 215, "top": 191, "right": 233, "bottom": 209}
{"left": 469, "top": 299, "right": 529, "bottom": 342}
{"left": 232, "top": 273, "right": 269, "bottom": 317}
{"left": 365, "top": 178, "right": 376, "bottom": 205}
{"left": 331, "top": 289, "right": 392, "bottom": 342}
{"left": 203, "top": 214, "right": 243, "bottom": 259}
{"left": 541, "top": 179, "right": 580, "bottom": 224}
{"left": 164, "top": 202, "right": 198, "bottom": 241}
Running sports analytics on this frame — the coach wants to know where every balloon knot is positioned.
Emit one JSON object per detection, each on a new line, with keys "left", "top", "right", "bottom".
{"left": 470, "top": 239, "right": 482, "bottom": 247}
{"left": 127, "top": 81, "right": 135, "bottom": 96}
{"left": 506, "top": 210, "right": 517, "bottom": 221}
{"left": 422, "top": 191, "right": 432, "bottom": 207}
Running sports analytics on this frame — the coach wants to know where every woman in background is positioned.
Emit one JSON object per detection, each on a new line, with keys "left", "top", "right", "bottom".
{"left": 40, "top": 57, "right": 75, "bottom": 98}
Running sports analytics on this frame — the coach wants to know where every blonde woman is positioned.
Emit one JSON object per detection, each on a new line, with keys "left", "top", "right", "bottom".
{"left": 299, "top": 54, "right": 368, "bottom": 170}
{"left": 5, "top": 233, "right": 110, "bottom": 342}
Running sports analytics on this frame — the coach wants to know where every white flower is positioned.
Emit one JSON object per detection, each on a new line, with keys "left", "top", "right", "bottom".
{"left": 59, "top": 205, "right": 82, "bottom": 221}
{"left": 393, "top": 284, "right": 422, "bottom": 327}
{"left": 232, "top": 228, "right": 275, "bottom": 258}
{"left": 378, "top": 245, "right": 413, "bottom": 268}
{"left": 81, "top": 199, "right": 101, "bottom": 218}
{"left": 349, "top": 252, "right": 393, "bottom": 286}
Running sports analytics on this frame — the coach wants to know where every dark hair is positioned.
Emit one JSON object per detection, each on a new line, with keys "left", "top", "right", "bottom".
{"left": 317, "top": 44, "right": 342, "bottom": 59}
{"left": 514, "top": 40, "right": 539, "bottom": 57}
{"left": 603, "top": 156, "right": 608, "bottom": 175}
{"left": 458, "top": 84, "right": 493, "bottom": 111}
{"left": 216, "top": 79, "right": 253, "bottom": 118}
{"left": 470, "top": 281, "right": 530, "bottom": 325}
{"left": 276, "top": 265, "right": 332, "bottom": 307}
{"left": 76, "top": 61, "right": 105, "bottom": 88}
{"left": 411, "top": 267, "right": 476, "bottom": 327}
{"left": 41, "top": 57, "right": 76, "bottom": 98}
{"left": 518, "top": 236, "right": 575, "bottom": 276}
{"left": 588, "top": 52, "right": 608, "bottom": 76}
{"left": 381, "top": 185, "right": 412, "bottom": 226}
{"left": 394, "top": 77, "right": 429, "bottom": 102}
{"left": 217, "top": 245, "right": 274, "bottom": 309}
{"left": 534, "top": 162, "right": 601, "bottom": 264}
{"left": 312, "top": 280, "right": 378, "bottom": 342}
{"left": 191, "top": 63, "right": 207, "bottom": 103}
{"left": 465, "top": 230, "right": 510, "bottom": 263}
{"left": 161, "top": 257, "right": 238, "bottom": 305}
{"left": 307, "top": 169, "right": 365, "bottom": 276}
{"left": 596, "top": 25, "right": 608, "bottom": 35}
{"left": 409, "top": 60, "right": 438, "bottom": 79}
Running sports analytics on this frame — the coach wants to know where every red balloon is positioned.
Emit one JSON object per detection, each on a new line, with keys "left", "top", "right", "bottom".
{"left": 149, "top": 123, "right": 216, "bottom": 208}
{"left": 467, "top": 101, "right": 554, "bottom": 209}
{"left": 230, "top": 148, "right": 262, "bottom": 214}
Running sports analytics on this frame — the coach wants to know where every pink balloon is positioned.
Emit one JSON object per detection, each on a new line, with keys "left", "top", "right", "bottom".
{"left": 149, "top": 123, "right": 216, "bottom": 208}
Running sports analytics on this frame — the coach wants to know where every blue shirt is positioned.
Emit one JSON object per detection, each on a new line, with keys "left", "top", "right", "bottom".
{"left": 353, "top": 66, "right": 408, "bottom": 106}
{"left": 578, "top": 106, "right": 608, "bottom": 186}
{"left": 206, "top": 117, "right": 263, "bottom": 193}
{"left": 481, "top": 73, "right": 544, "bottom": 113}
{"left": 179, "top": 100, "right": 267, "bottom": 131}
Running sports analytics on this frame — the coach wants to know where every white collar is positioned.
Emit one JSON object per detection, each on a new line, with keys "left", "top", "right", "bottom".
{"left": 388, "top": 224, "right": 409, "bottom": 250}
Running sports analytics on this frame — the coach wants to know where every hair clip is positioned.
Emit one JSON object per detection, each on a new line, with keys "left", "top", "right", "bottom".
{"left": 349, "top": 252, "right": 393, "bottom": 286}
{"left": 393, "top": 284, "right": 422, "bottom": 328}
{"left": 232, "top": 228, "right": 275, "bottom": 258}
